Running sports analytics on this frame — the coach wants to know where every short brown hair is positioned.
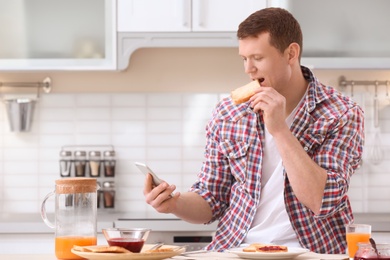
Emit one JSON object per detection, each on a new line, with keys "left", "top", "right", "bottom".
{"left": 237, "top": 7, "right": 303, "bottom": 60}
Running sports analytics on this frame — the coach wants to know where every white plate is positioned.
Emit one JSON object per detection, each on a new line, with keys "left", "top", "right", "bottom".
{"left": 228, "top": 247, "right": 310, "bottom": 259}
{"left": 71, "top": 244, "right": 185, "bottom": 260}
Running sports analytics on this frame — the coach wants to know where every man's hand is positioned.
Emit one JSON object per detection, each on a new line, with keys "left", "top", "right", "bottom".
{"left": 143, "top": 173, "right": 179, "bottom": 214}
{"left": 249, "top": 86, "right": 288, "bottom": 135}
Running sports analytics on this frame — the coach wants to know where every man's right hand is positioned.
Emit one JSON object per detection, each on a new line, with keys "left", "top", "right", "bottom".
{"left": 143, "top": 173, "right": 179, "bottom": 214}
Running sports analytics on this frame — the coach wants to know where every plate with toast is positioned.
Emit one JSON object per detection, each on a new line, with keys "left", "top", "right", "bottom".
{"left": 71, "top": 244, "right": 185, "bottom": 260}
{"left": 228, "top": 243, "right": 309, "bottom": 259}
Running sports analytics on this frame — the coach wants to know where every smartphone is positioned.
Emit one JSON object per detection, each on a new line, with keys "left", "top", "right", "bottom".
{"left": 135, "top": 162, "right": 174, "bottom": 197}
{"left": 135, "top": 162, "right": 163, "bottom": 186}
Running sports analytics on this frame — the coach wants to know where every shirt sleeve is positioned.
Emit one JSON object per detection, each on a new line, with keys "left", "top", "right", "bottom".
{"left": 189, "top": 106, "right": 233, "bottom": 223}
{"left": 311, "top": 104, "right": 364, "bottom": 217}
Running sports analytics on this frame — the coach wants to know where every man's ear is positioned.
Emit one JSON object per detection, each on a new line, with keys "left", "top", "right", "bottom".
{"left": 286, "top": 42, "right": 300, "bottom": 63}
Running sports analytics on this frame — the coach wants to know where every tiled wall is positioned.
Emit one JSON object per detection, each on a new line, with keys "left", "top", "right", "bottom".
{"left": 0, "top": 91, "right": 389, "bottom": 217}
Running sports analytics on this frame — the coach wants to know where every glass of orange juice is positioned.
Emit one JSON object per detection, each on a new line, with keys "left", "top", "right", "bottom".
{"left": 346, "top": 224, "right": 371, "bottom": 259}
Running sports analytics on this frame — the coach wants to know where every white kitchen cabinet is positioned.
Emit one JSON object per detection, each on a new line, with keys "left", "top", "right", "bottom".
{"left": 117, "top": 0, "right": 266, "bottom": 32}
{"left": 0, "top": 0, "right": 116, "bottom": 71}
{"left": 117, "top": 0, "right": 266, "bottom": 70}
{"left": 269, "top": 0, "right": 390, "bottom": 69}
{"left": 118, "top": 0, "right": 191, "bottom": 32}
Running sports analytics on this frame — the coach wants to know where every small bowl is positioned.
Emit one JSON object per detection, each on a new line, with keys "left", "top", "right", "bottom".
{"left": 102, "top": 228, "right": 151, "bottom": 253}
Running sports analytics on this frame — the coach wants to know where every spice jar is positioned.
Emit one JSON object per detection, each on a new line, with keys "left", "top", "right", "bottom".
{"left": 89, "top": 151, "right": 101, "bottom": 177}
{"left": 59, "top": 151, "right": 72, "bottom": 177}
{"left": 74, "top": 151, "right": 87, "bottom": 177}
{"left": 103, "top": 150, "right": 116, "bottom": 177}
{"left": 103, "top": 181, "right": 115, "bottom": 208}
{"left": 354, "top": 242, "right": 390, "bottom": 259}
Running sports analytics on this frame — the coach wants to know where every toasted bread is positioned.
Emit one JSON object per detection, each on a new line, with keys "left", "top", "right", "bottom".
{"left": 231, "top": 79, "right": 261, "bottom": 105}
{"left": 145, "top": 247, "right": 175, "bottom": 253}
{"left": 243, "top": 243, "right": 288, "bottom": 253}
{"left": 73, "top": 245, "right": 131, "bottom": 254}
{"left": 256, "top": 244, "right": 288, "bottom": 253}
{"left": 242, "top": 243, "right": 266, "bottom": 252}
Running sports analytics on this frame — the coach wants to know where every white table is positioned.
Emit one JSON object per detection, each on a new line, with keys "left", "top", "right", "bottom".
{"left": 0, "top": 252, "right": 349, "bottom": 260}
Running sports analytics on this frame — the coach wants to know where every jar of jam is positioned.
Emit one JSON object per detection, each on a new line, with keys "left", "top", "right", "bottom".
{"left": 355, "top": 242, "right": 390, "bottom": 260}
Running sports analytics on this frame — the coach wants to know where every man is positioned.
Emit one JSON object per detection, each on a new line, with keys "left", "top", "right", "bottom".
{"left": 143, "top": 7, "right": 364, "bottom": 254}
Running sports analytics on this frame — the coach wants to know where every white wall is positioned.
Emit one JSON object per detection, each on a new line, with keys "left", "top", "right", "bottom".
{"left": 0, "top": 48, "right": 389, "bottom": 216}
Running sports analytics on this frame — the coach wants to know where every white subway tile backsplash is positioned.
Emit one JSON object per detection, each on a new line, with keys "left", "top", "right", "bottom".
{"left": 75, "top": 121, "right": 111, "bottom": 133}
{"left": 39, "top": 121, "right": 75, "bottom": 134}
{"left": 39, "top": 94, "right": 76, "bottom": 107}
{"left": 147, "top": 121, "right": 182, "bottom": 134}
{"left": 112, "top": 121, "right": 146, "bottom": 134}
{"left": 148, "top": 147, "right": 182, "bottom": 160}
{"left": 75, "top": 94, "right": 111, "bottom": 107}
{"left": 0, "top": 92, "right": 389, "bottom": 215}
{"left": 147, "top": 108, "right": 182, "bottom": 120}
{"left": 3, "top": 148, "right": 39, "bottom": 161}
{"left": 3, "top": 201, "right": 39, "bottom": 213}
{"left": 39, "top": 135, "right": 75, "bottom": 147}
{"left": 4, "top": 188, "right": 38, "bottom": 200}
{"left": 146, "top": 134, "right": 182, "bottom": 146}
{"left": 39, "top": 108, "right": 76, "bottom": 121}
{"left": 112, "top": 133, "right": 146, "bottom": 146}
{"left": 112, "top": 94, "right": 147, "bottom": 107}
{"left": 147, "top": 94, "right": 182, "bottom": 107}
{"left": 74, "top": 134, "right": 112, "bottom": 145}
{"left": 75, "top": 108, "right": 111, "bottom": 121}
{"left": 112, "top": 108, "right": 146, "bottom": 120}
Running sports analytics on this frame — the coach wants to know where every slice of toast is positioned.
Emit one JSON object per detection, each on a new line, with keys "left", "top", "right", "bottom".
{"left": 73, "top": 245, "right": 131, "bottom": 254}
{"left": 231, "top": 79, "right": 261, "bottom": 105}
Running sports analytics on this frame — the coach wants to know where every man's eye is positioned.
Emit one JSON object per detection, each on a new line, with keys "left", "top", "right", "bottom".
{"left": 253, "top": 56, "right": 262, "bottom": 61}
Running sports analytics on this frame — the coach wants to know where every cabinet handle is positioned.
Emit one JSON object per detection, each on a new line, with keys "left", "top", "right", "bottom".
{"left": 197, "top": 0, "right": 206, "bottom": 28}
{"left": 178, "top": 0, "right": 190, "bottom": 28}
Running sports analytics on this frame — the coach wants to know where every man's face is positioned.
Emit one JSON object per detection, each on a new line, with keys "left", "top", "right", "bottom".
{"left": 238, "top": 33, "right": 291, "bottom": 92}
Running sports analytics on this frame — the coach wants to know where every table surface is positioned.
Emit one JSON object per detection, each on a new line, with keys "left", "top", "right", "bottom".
{"left": 1, "top": 251, "right": 349, "bottom": 260}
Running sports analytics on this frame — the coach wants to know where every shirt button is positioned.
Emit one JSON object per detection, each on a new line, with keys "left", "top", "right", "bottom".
{"left": 229, "top": 152, "right": 235, "bottom": 157}
{"left": 304, "top": 146, "right": 309, "bottom": 151}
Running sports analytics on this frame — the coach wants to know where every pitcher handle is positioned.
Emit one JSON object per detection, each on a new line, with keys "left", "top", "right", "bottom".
{"left": 41, "top": 191, "right": 55, "bottom": 229}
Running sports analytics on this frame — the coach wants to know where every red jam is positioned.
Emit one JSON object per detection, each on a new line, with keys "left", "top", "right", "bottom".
{"left": 107, "top": 238, "right": 144, "bottom": 253}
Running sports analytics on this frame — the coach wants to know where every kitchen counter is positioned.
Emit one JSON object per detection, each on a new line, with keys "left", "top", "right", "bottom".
{"left": 0, "top": 252, "right": 349, "bottom": 260}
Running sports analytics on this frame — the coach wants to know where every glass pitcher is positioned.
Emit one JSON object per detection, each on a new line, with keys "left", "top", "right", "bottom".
{"left": 41, "top": 178, "right": 99, "bottom": 259}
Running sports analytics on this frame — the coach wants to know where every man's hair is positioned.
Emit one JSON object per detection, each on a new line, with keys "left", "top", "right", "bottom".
{"left": 237, "top": 7, "right": 303, "bottom": 61}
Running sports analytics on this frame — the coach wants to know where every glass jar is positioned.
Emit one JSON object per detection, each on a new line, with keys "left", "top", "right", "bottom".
{"left": 354, "top": 242, "right": 390, "bottom": 260}
{"left": 74, "top": 151, "right": 87, "bottom": 177}
{"left": 89, "top": 151, "right": 101, "bottom": 177}
{"left": 59, "top": 151, "right": 72, "bottom": 177}
{"left": 41, "top": 178, "right": 99, "bottom": 260}
{"left": 103, "top": 150, "right": 115, "bottom": 177}
{"left": 103, "top": 181, "right": 115, "bottom": 208}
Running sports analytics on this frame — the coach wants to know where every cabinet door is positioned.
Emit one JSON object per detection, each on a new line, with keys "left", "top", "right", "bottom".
{"left": 192, "top": 0, "right": 267, "bottom": 32}
{"left": 118, "top": 0, "right": 191, "bottom": 32}
{"left": 0, "top": 0, "right": 116, "bottom": 71}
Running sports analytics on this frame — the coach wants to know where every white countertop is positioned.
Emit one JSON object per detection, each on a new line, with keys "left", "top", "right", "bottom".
{"left": 0, "top": 252, "right": 350, "bottom": 260}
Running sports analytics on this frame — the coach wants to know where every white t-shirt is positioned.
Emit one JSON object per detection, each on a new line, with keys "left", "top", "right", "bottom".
{"left": 243, "top": 96, "right": 305, "bottom": 248}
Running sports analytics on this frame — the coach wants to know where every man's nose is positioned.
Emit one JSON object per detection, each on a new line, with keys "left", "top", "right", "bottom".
{"left": 244, "top": 60, "right": 257, "bottom": 74}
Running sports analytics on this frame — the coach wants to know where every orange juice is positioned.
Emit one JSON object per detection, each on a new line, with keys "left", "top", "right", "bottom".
{"left": 55, "top": 236, "right": 97, "bottom": 259}
{"left": 346, "top": 232, "right": 370, "bottom": 258}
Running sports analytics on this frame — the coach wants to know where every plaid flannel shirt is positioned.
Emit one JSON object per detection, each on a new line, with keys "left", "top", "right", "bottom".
{"left": 189, "top": 66, "right": 364, "bottom": 254}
